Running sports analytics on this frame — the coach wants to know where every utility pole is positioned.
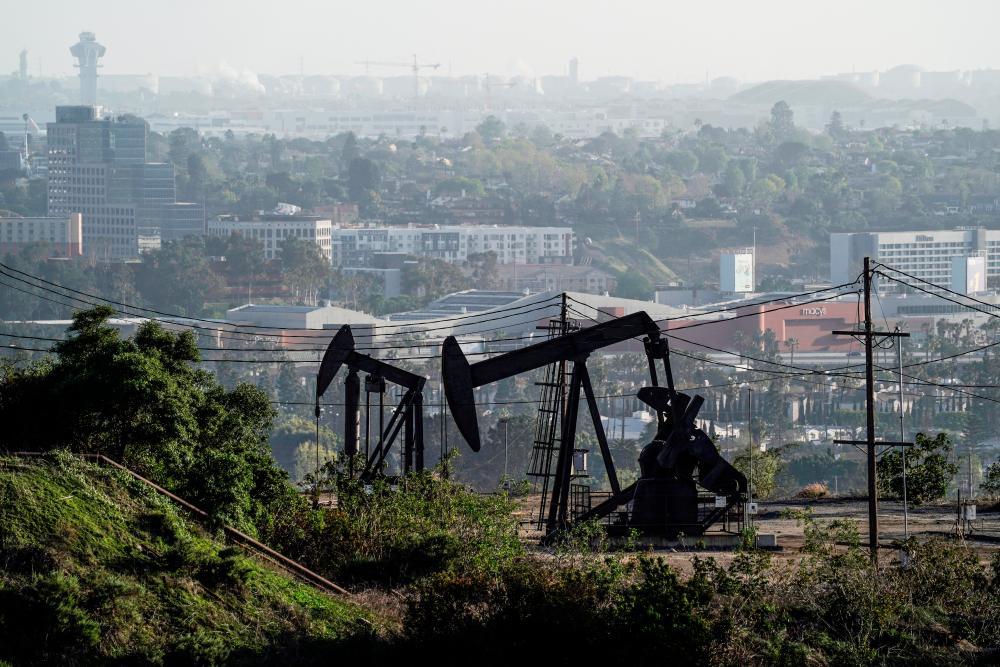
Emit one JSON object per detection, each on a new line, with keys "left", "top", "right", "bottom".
{"left": 896, "top": 327, "right": 909, "bottom": 539}
{"left": 313, "top": 402, "right": 321, "bottom": 509}
{"left": 747, "top": 386, "right": 753, "bottom": 505}
{"left": 500, "top": 416, "right": 510, "bottom": 485}
{"left": 560, "top": 291, "right": 568, "bottom": 334}
{"left": 833, "top": 257, "right": 912, "bottom": 563}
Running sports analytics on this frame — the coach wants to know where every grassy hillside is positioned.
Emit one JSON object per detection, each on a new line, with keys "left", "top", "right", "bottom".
{"left": 584, "top": 236, "right": 679, "bottom": 285}
{"left": 0, "top": 453, "right": 375, "bottom": 666}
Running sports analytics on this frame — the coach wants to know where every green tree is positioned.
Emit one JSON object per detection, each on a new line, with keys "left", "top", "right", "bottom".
{"left": 269, "top": 415, "right": 339, "bottom": 482}
{"left": 279, "top": 237, "right": 329, "bottom": 305}
{"left": 222, "top": 232, "right": 266, "bottom": 285}
{"left": 697, "top": 145, "right": 728, "bottom": 176}
{"left": 476, "top": 115, "right": 506, "bottom": 142}
{"left": 135, "top": 238, "right": 223, "bottom": 316}
{"left": 467, "top": 251, "right": 500, "bottom": 289}
{"left": 185, "top": 153, "right": 209, "bottom": 202}
{"left": 826, "top": 110, "right": 847, "bottom": 141}
{"left": 434, "top": 177, "right": 486, "bottom": 198}
{"left": 722, "top": 161, "right": 746, "bottom": 198}
{"left": 613, "top": 267, "right": 653, "bottom": 300}
{"left": 168, "top": 127, "right": 199, "bottom": 167}
{"left": 769, "top": 101, "right": 796, "bottom": 142}
{"left": 662, "top": 150, "right": 699, "bottom": 177}
{"left": 878, "top": 432, "right": 959, "bottom": 505}
{"left": 774, "top": 141, "right": 809, "bottom": 168}
{"left": 982, "top": 461, "right": 1000, "bottom": 497}
{"left": 347, "top": 157, "right": 381, "bottom": 203}
{"left": 733, "top": 446, "right": 784, "bottom": 499}
{"left": 402, "top": 257, "right": 470, "bottom": 300}
{"left": 340, "top": 131, "right": 359, "bottom": 172}
{"left": 0, "top": 307, "right": 289, "bottom": 531}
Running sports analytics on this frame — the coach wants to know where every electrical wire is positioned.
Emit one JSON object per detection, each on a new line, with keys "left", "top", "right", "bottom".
{"left": 0, "top": 271, "right": 571, "bottom": 355}
{"left": 0, "top": 267, "right": 563, "bottom": 343}
{"left": 0, "top": 258, "right": 565, "bottom": 334}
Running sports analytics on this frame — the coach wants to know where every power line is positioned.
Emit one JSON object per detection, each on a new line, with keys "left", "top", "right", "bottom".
{"left": 874, "top": 267, "right": 1000, "bottom": 321}
{"left": 0, "top": 264, "right": 559, "bottom": 340}
{"left": 0, "top": 270, "right": 568, "bottom": 355}
{"left": 0, "top": 259, "right": 565, "bottom": 335}
{"left": 876, "top": 263, "right": 1000, "bottom": 314}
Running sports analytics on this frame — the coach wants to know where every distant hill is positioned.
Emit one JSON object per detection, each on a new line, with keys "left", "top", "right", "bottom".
{"left": 730, "top": 79, "right": 873, "bottom": 107}
{"left": 729, "top": 79, "right": 978, "bottom": 119}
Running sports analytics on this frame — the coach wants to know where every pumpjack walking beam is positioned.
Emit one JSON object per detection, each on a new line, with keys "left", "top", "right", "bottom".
{"left": 442, "top": 311, "right": 667, "bottom": 532}
{"left": 316, "top": 325, "right": 427, "bottom": 480}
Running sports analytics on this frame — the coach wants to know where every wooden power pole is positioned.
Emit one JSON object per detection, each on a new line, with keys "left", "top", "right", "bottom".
{"left": 833, "top": 256, "right": 911, "bottom": 563}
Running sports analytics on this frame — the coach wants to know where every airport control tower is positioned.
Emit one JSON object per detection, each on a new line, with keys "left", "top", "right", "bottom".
{"left": 70, "top": 32, "right": 106, "bottom": 106}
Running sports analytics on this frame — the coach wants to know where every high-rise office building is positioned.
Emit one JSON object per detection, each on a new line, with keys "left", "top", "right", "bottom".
{"left": 47, "top": 106, "right": 204, "bottom": 260}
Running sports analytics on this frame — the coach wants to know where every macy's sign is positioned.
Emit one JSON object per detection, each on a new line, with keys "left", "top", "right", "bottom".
{"left": 799, "top": 307, "right": 827, "bottom": 316}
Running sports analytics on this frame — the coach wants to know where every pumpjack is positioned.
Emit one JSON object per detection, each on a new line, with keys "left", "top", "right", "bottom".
{"left": 441, "top": 311, "right": 748, "bottom": 542}
{"left": 317, "top": 325, "right": 426, "bottom": 480}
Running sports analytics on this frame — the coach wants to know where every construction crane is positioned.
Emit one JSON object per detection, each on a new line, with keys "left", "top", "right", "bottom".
{"left": 354, "top": 55, "right": 441, "bottom": 99}
{"left": 482, "top": 73, "right": 516, "bottom": 110}
{"left": 21, "top": 113, "right": 39, "bottom": 175}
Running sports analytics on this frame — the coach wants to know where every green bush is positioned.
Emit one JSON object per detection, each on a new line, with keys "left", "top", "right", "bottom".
{"left": 878, "top": 432, "right": 959, "bottom": 505}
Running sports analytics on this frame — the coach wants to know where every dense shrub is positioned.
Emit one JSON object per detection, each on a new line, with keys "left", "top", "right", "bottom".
{"left": 268, "top": 463, "right": 524, "bottom": 585}
{"left": 402, "top": 510, "right": 1000, "bottom": 666}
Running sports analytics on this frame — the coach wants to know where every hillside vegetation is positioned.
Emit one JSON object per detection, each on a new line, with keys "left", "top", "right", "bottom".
{"left": 0, "top": 454, "right": 374, "bottom": 666}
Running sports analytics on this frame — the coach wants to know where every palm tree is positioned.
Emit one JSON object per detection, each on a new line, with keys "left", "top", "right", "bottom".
{"left": 784, "top": 337, "right": 799, "bottom": 365}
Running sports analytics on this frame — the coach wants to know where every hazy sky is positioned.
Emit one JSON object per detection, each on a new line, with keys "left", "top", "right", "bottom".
{"left": 5, "top": 0, "right": 999, "bottom": 83}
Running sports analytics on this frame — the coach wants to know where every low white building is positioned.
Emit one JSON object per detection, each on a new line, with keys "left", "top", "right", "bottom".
{"left": 0, "top": 213, "right": 83, "bottom": 258}
{"left": 330, "top": 223, "right": 574, "bottom": 267}
{"left": 600, "top": 410, "right": 656, "bottom": 441}
{"left": 208, "top": 214, "right": 332, "bottom": 261}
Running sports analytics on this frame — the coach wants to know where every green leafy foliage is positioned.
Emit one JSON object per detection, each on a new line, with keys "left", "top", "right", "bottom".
{"left": 0, "top": 307, "right": 289, "bottom": 534}
{"left": 983, "top": 461, "right": 1000, "bottom": 497}
{"left": 878, "top": 432, "right": 959, "bottom": 505}
{"left": 733, "top": 446, "right": 785, "bottom": 499}
{"left": 270, "top": 459, "right": 524, "bottom": 585}
{"left": 0, "top": 455, "right": 373, "bottom": 666}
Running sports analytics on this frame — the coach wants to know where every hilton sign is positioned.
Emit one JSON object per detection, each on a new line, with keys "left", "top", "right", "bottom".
{"left": 799, "top": 307, "right": 827, "bottom": 316}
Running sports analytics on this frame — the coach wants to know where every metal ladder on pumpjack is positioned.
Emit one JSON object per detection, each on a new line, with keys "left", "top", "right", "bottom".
{"left": 526, "top": 319, "right": 582, "bottom": 531}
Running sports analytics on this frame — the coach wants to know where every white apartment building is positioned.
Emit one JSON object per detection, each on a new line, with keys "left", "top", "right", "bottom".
{"left": 330, "top": 224, "right": 575, "bottom": 267}
{"left": 831, "top": 228, "right": 1000, "bottom": 294}
{"left": 0, "top": 213, "right": 83, "bottom": 258}
{"left": 208, "top": 215, "right": 332, "bottom": 261}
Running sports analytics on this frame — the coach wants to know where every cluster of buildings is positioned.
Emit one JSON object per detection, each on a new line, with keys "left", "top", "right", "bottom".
{"left": 40, "top": 105, "right": 205, "bottom": 260}
{"left": 207, "top": 208, "right": 580, "bottom": 296}
{"left": 206, "top": 205, "right": 575, "bottom": 269}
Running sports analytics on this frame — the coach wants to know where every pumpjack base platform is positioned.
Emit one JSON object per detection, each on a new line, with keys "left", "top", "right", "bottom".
{"left": 608, "top": 532, "right": 779, "bottom": 551}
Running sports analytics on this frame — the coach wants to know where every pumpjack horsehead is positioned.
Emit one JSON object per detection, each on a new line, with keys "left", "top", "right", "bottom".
{"left": 440, "top": 311, "right": 748, "bottom": 541}
{"left": 316, "top": 325, "right": 428, "bottom": 481}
